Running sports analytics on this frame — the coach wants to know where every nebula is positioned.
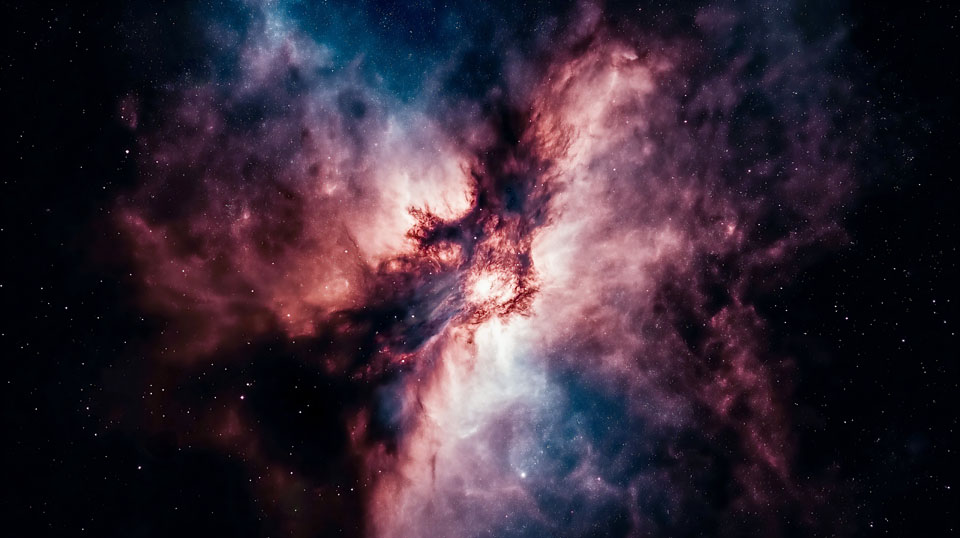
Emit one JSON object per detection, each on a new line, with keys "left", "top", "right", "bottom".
{"left": 114, "top": 1, "right": 863, "bottom": 536}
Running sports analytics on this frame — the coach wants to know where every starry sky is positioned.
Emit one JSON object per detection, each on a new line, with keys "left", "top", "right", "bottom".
{"left": 2, "top": 1, "right": 958, "bottom": 537}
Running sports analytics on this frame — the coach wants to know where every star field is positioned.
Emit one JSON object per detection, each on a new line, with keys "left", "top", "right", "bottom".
{"left": 2, "top": 1, "right": 957, "bottom": 537}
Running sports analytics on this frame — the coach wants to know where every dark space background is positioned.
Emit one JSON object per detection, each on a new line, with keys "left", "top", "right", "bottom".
{"left": 1, "top": 0, "right": 957, "bottom": 536}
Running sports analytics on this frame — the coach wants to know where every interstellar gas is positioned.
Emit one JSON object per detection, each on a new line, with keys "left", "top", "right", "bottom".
{"left": 115, "top": 1, "right": 862, "bottom": 536}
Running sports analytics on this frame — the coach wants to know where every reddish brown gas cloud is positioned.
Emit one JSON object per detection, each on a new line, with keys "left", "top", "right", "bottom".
{"left": 114, "top": 3, "right": 863, "bottom": 537}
